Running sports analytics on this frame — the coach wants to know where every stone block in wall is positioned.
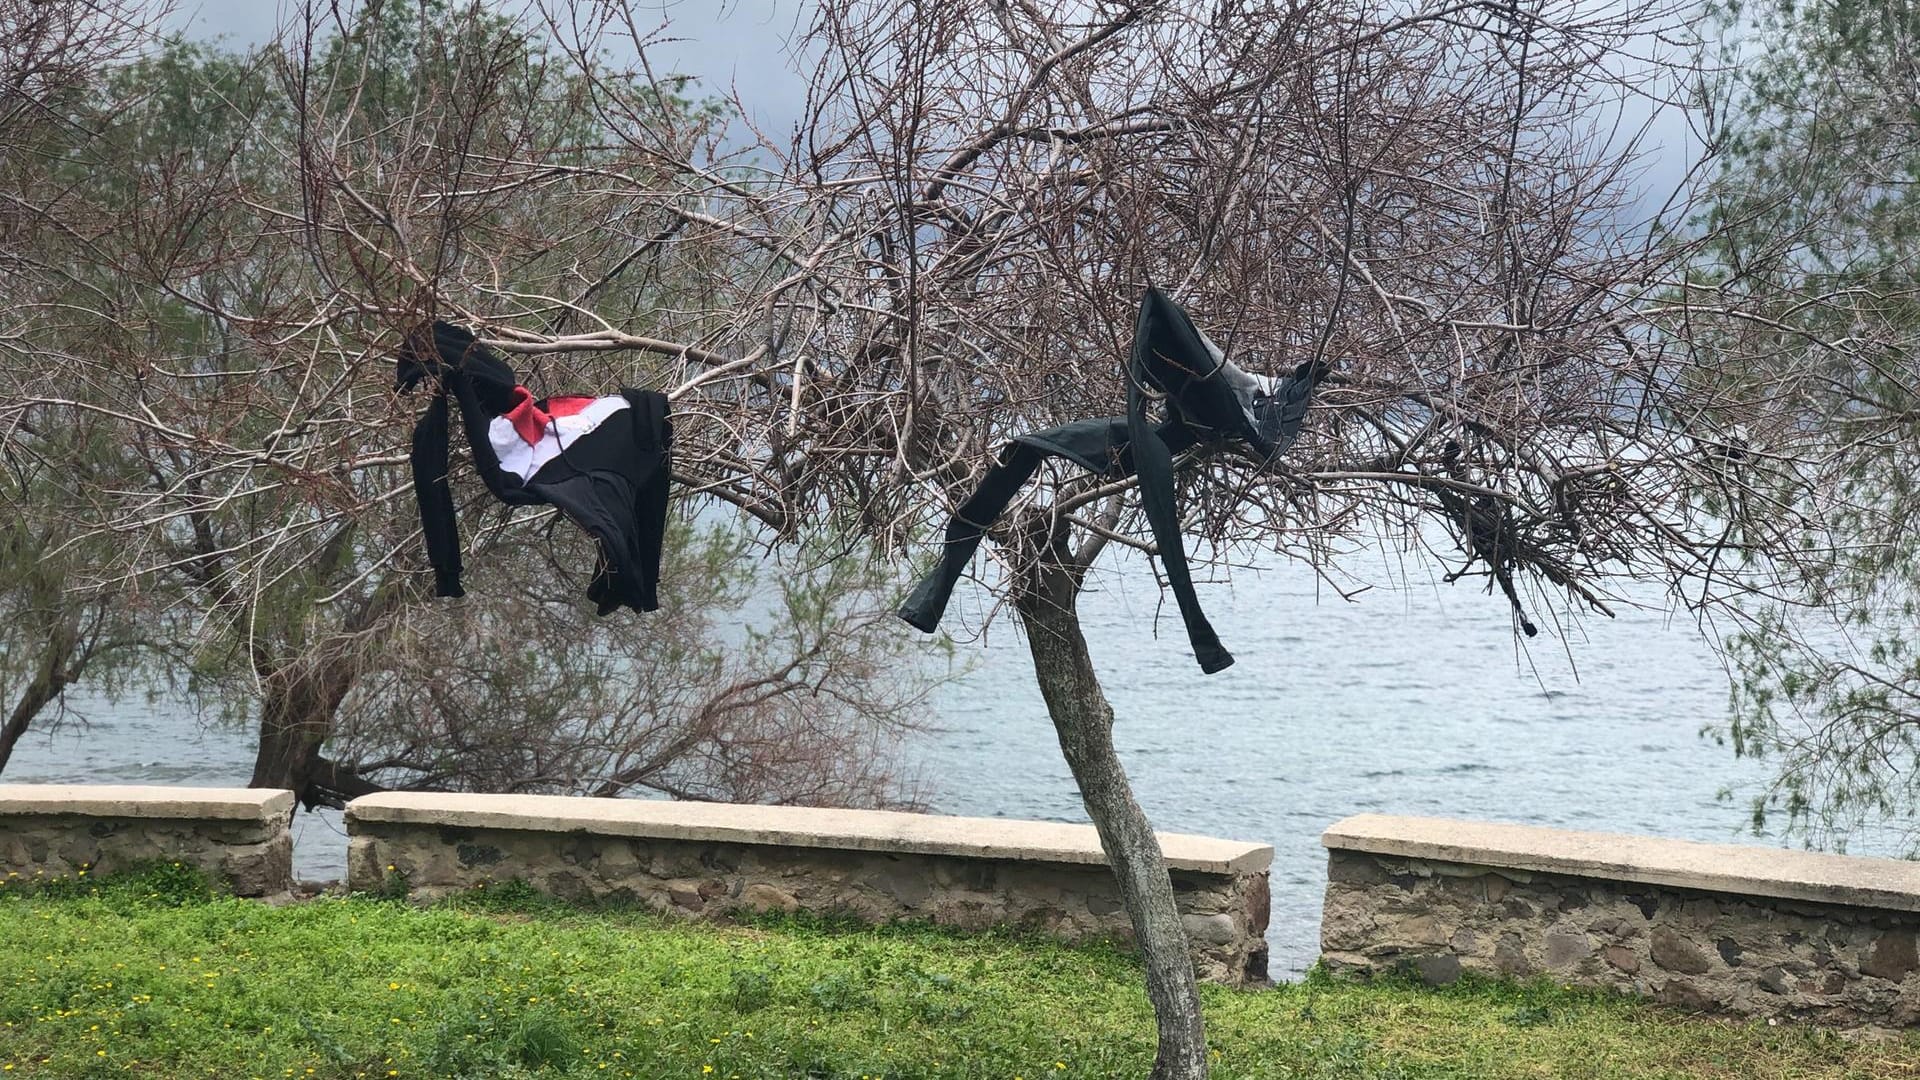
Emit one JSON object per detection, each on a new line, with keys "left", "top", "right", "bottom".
{"left": 0, "top": 784, "right": 294, "bottom": 897}
{"left": 344, "top": 792, "right": 1274, "bottom": 986}
{"left": 1319, "top": 813, "right": 1920, "bottom": 1026}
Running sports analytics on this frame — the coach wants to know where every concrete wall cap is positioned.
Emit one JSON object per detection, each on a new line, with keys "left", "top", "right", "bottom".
{"left": 347, "top": 793, "right": 1273, "bottom": 874}
{"left": 0, "top": 784, "right": 294, "bottom": 821}
{"left": 1322, "top": 812, "right": 1920, "bottom": 913}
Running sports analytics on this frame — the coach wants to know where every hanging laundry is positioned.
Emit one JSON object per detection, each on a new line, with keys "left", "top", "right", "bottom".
{"left": 397, "top": 321, "right": 672, "bottom": 614}
{"left": 899, "top": 287, "right": 1328, "bottom": 673}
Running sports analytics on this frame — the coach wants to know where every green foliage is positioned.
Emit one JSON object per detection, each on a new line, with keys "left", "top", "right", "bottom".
{"left": 726, "top": 963, "right": 779, "bottom": 1013}
{"left": 0, "top": 860, "right": 217, "bottom": 907}
{"left": 0, "top": 868, "right": 1907, "bottom": 1078}
{"left": 1683, "top": 0, "right": 1920, "bottom": 846}
{"left": 371, "top": 867, "right": 412, "bottom": 904}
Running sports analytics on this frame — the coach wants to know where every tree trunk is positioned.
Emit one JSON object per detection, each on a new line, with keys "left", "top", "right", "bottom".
{"left": 0, "top": 623, "right": 81, "bottom": 776}
{"left": 249, "top": 587, "right": 401, "bottom": 809}
{"left": 249, "top": 657, "right": 354, "bottom": 807}
{"left": 1014, "top": 542, "right": 1208, "bottom": 1080}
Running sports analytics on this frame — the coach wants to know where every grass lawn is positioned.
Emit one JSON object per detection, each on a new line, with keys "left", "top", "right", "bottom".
{"left": 0, "top": 867, "right": 1915, "bottom": 1079}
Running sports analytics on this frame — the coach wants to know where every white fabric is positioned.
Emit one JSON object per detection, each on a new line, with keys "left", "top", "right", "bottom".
{"left": 487, "top": 395, "right": 630, "bottom": 481}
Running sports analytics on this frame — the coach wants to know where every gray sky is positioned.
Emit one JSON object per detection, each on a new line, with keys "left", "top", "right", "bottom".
{"left": 163, "top": 0, "right": 811, "bottom": 134}
{"left": 160, "top": 0, "right": 1700, "bottom": 219}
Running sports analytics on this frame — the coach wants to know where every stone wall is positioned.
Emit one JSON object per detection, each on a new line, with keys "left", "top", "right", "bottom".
{"left": 0, "top": 784, "right": 294, "bottom": 897}
{"left": 346, "top": 793, "right": 1273, "bottom": 986}
{"left": 1321, "top": 813, "right": 1920, "bottom": 1024}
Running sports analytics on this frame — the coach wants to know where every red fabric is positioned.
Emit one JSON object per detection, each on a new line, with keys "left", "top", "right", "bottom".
{"left": 501, "top": 387, "right": 549, "bottom": 446}
{"left": 502, "top": 389, "right": 604, "bottom": 445}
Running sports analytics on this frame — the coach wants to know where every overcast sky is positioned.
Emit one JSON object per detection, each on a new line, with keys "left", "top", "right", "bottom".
{"left": 162, "top": 0, "right": 811, "bottom": 134}
{"left": 159, "top": 0, "right": 1701, "bottom": 219}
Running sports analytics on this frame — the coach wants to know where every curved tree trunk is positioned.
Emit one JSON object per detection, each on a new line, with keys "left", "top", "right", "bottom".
{"left": 249, "top": 584, "right": 402, "bottom": 809}
{"left": 0, "top": 623, "right": 80, "bottom": 776}
{"left": 1014, "top": 540, "right": 1208, "bottom": 1080}
{"left": 248, "top": 657, "right": 359, "bottom": 808}
{"left": 248, "top": 661, "right": 393, "bottom": 809}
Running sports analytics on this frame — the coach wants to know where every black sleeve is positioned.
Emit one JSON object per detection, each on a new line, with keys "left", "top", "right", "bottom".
{"left": 897, "top": 416, "right": 1195, "bottom": 635}
{"left": 1130, "top": 292, "right": 1233, "bottom": 674}
{"left": 629, "top": 390, "right": 672, "bottom": 613}
{"left": 897, "top": 440, "right": 1046, "bottom": 633}
{"left": 410, "top": 391, "right": 465, "bottom": 598}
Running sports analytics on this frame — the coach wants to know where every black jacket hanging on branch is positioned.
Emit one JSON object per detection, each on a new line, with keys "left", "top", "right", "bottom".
{"left": 899, "top": 287, "right": 1328, "bottom": 674}
{"left": 397, "top": 321, "right": 672, "bottom": 614}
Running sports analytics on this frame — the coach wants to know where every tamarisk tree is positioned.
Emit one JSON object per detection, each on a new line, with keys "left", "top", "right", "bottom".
{"left": 0, "top": 0, "right": 173, "bottom": 770}
{"left": 583, "top": 1, "right": 1731, "bottom": 1073}
{"left": 1669, "top": 0, "right": 1920, "bottom": 849}
{"left": 4, "top": 0, "right": 1777, "bottom": 1074}
{"left": 0, "top": 4, "right": 934, "bottom": 810}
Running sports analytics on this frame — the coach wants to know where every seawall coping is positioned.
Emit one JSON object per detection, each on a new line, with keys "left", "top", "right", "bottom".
{"left": 348, "top": 792, "right": 1274, "bottom": 874}
{"left": 0, "top": 784, "right": 293, "bottom": 822}
{"left": 1323, "top": 812, "right": 1920, "bottom": 913}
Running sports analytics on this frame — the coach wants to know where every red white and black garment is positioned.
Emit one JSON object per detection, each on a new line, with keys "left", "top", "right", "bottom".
{"left": 397, "top": 321, "right": 671, "bottom": 614}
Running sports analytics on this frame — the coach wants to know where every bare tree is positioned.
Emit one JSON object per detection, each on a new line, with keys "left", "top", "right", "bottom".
{"left": 320, "top": 524, "right": 931, "bottom": 806}
{"left": 0, "top": 421, "right": 151, "bottom": 773}
{"left": 280, "top": 0, "right": 1746, "bottom": 1072}
{"left": 0, "top": 0, "right": 167, "bottom": 151}
{"left": 580, "top": 1, "right": 1726, "bottom": 1073}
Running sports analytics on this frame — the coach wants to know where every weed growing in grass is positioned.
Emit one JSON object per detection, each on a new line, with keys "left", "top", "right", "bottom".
{"left": 727, "top": 964, "right": 778, "bottom": 1013}
{"left": 0, "top": 860, "right": 216, "bottom": 906}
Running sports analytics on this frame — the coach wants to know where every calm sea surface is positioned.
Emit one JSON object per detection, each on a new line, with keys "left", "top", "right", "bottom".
{"left": 4, "top": 549, "right": 1862, "bottom": 976}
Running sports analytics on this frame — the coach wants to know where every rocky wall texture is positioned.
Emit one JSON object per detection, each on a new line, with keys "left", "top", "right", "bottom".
{"left": 348, "top": 821, "right": 1270, "bottom": 985}
{"left": 0, "top": 813, "right": 292, "bottom": 897}
{"left": 1322, "top": 848, "right": 1920, "bottom": 1024}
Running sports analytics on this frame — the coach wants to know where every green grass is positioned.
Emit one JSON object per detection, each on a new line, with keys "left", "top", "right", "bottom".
{"left": 0, "top": 868, "right": 1914, "bottom": 1079}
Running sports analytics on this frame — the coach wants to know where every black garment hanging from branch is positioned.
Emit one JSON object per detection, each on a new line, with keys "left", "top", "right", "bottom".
{"left": 899, "top": 288, "right": 1327, "bottom": 673}
{"left": 397, "top": 321, "right": 672, "bottom": 614}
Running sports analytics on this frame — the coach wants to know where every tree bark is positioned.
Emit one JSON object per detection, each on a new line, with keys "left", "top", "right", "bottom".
{"left": 1013, "top": 535, "right": 1209, "bottom": 1080}
{"left": 249, "top": 585, "right": 402, "bottom": 809}
{"left": 0, "top": 622, "right": 81, "bottom": 776}
{"left": 249, "top": 655, "right": 359, "bottom": 808}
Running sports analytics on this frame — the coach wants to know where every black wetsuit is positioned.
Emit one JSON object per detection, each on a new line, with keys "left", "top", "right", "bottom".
{"left": 899, "top": 288, "right": 1326, "bottom": 673}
